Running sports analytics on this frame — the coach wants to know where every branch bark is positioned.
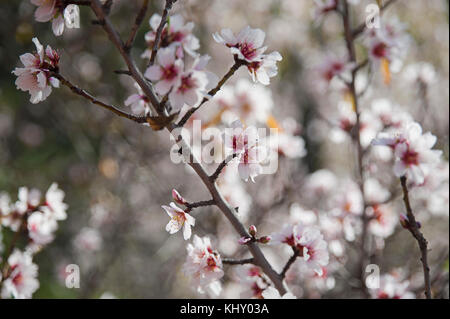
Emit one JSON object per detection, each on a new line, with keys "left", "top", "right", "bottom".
{"left": 400, "top": 176, "right": 432, "bottom": 299}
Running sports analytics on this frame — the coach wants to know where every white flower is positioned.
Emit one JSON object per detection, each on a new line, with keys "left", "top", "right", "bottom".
{"left": 183, "top": 235, "right": 224, "bottom": 296}
{"left": 144, "top": 47, "right": 184, "bottom": 96}
{"left": 316, "top": 55, "right": 355, "bottom": 83}
{"left": 31, "top": 1, "right": 80, "bottom": 36}
{"left": 13, "top": 37, "right": 60, "bottom": 104}
{"left": 238, "top": 145, "right": 265, "bottom": 183}
{"left": 372, "top": 122, "right": 442, "bottom": 184}
{"left": 125, "top": 83, "right": 151, "bottom": 115}
{"left": 262, "top": 286, "right": 296, "bottom": 299}
{"left": 27, "top": 208, "right": 58, "bottom": 246}
{"left": 1, "top": 250, "right": 39, "bottom": 299}
{"left": 45, "top": 183, "right": 68, "bottom": 221}
{"left": 213, "top": 26, "right": 282, "bottom": 85}
{"left": 247, "top": 51, "right": 282, "bottom": 85}
{"left": 162, "top": 202, "right": 195, "bottom": 240}
{"left": 222, "top": 120, "right": 258, "bottom": 155}
{"left": 142, "top": 14, "right": 199, "bottom": 59}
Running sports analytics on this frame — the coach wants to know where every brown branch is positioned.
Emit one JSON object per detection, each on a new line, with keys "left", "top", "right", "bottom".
{"left": 89, "top": 0, "right": 288, "bottom": 295}
{"left": 124, "top": 0, "right": 149, "bottom": 52}
{"left": 280, "top": 247, "right": 300, "bottom": 280}
{"left": 209, "top": 153, "right": 238, "bottom": 182}
{"left": 352, "top": 0, "right": 398, "bottom": 37}
{"left": 51, "top": 72, "right": 147, "bottom": 123}
{"left": 222, "top": 258, "right": 254, "bottom": 265}
{"left": 400, "top": 176, "right": 432, "bottom": 299}
{"left": 177, "top": 60, "right": 244, "bottom": 127}
{"left": 149, "top": 0, "right": 178, "bottom": 66}
{"left": 186, "top": 199, "right": 216, "bottom": 210}
{"left": 64, "top": 0, "right": 91, "bottom": 5}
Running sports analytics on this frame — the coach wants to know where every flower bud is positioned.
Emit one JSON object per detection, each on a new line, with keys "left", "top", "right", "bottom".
{"left": 172, "top": 189, "right": 187, "bottom": 206}
{"left": 258, "top": 236, "right": 271, "bottom": 244}
{"left": 249, "top": 225, "right": 257, "bottom": 237}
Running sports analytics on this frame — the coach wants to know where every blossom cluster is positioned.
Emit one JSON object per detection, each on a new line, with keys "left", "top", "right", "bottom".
{"left": 0, "top": 184, "right": 68, "bottom": 298}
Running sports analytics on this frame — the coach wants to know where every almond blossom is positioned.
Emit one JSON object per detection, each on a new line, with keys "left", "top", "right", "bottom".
{"left": 162, "top": 202, "right": 195, "bottom": 240}
{"left": 1, "top": 250, "right": 39, "bottom": 299}
{"left": 142, "top": 14, "right": 200, "bottom": 59}
{"left": 27, "top": 208, "right": 58, "bottom": 246}
{"left": 371, "top": 273, "right": 415, "bottom": 299}
{"left": 271, "top": 224, "right": 329, "bottom": 276}
{"left": 13, "top": 38, "right": 60, "bottom": 104}
{"left": 183, "top": 235, "right": 224, "bottom": 296}
{"left": 144, "top": 47, "right": 183, "bottom": 96}
{"left": 31, "top": 0, "right": 80, "bottom": 36}
{"left": 372, "top": 122, "right": 442, "bottom": 184}
{"left": 125, "top": 83, "right": 151, "bottom": 115}
{"left": 213, "top": 26, "right": 282, "bottom": 85}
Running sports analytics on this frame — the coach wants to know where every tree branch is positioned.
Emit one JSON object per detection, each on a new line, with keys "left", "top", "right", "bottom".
{"left": 149, "top": 0, "right": 178, "bottom": 66}
{"left": 51, "top": 72, "right": 147, "bottom": 123}
{"left": 209, "top": 153, "right": 238, "bottom": 183}
{"left": 400, "top": 176, "right": 432, "bottom": 299}
{"left": 89, "top": 0, "right": 288, "bottom": 295}
{"left": 352, "top": 0, "right": 398, "bottom": 37}
{"left": 280, "top": 247, "right": 300, "bottom": 280}
{"left": 124, "top": 0, "right": 149, "bottom": 52}
{"left": 176, "top": 60, "right": 244, "bottom": 127}
{"left": 222, "top": 258, "right": 255, "bottom": 265}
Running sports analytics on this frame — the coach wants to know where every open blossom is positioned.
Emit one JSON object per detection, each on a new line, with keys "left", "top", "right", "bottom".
{"left": 45, "top": 183, "right": 68, "bottom": 221}
{"left": 162, "top": 202, "right": 195, "bottom": 240}
{"left": 168, "top": 55, "right": 213, "bottom": 111}
{"left": 213, "top": 26, "right": 282, "bottom": 85}
{"left": 31, "top": 1, "right": 80, "bottom": 36}
{"left": 142, "top": 14, "right": 199, "bottom": 59}
{"left": 13, "top": 38, "right": 60, "bottom": 104}
{"left": 317, "top": 55, "right": 355, "bottom": 84}
{"left": 27, "top": 208, "right": 58, "bottom": 246}
{"left": 261, "top": 286, "right": 296, "bottom": 299}
{"left": 1, "top": 250, "right": 39, "bottom": 299}
{"left": 222, "top": 120, "right": 258, "bottom": 155}
{"left": 125, "top": 83, "right": 151, "bottom": 115}
{"left": 183, "top": 235, "right": 224, "bottom": 296}
{"left": 73, "top": 227, "right": 103, "bottom": 252}
{"left": 372, "top": 122, "right": 442, "bottom": 184}
{"left": 144, "top": 47, "right": 183, "bottom": 96}
{"left": 271, "top": 224, "right": 329, "bottom": 276}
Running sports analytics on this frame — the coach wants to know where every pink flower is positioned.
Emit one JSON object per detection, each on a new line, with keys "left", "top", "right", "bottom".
{"left": 162, "top": 202, "right": 195, "bottom": 240}
{"left": 1, "top": 250, "right": 39, "bottom": 299}
{"left": 183, "top": 235, "right": 224, "bottom": 296}
{"left": 142, "top": 14, "right": 200, "bottom": 59}
{"left": 172, "top": 189, "right": 187, "bottom": 206}
{"left": 372, "top": 122, "right": 442, "bottom": 184}
{"left": 317, "top": 56, "right": 355, "bottom": 83}
{"left": 125, "top": 83, "right": 151, "bottom": 115}
{"left": 144, "top": 47, "right": 183, "bottom": 96}
{"left": 73, "top": 227, "right": 103, "bottom": 252}
{"left": 31, "top": 1, "right": 80, "bottom": 36}
{"left": 238, "top": 145, "right": 265, "bottom": 183}
{"left": 13, "top": 38, "right": 60, "bottom": 104}
{"left": 371, "top": 273, "right": 415, "bottom": 299}
{"left": 222, "top": 120, "right": 258, "bottom": 155}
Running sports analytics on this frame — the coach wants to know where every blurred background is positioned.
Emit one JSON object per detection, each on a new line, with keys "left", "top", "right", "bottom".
{"left": 0, "top": 0, "right": 448, "bottom": 298}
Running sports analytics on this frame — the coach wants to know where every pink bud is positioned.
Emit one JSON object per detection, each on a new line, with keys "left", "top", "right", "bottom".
{"left": 249, "top": 225, "right": 257, "bottom": 237}
{"left": 258, "top": 236, "right": 271, "bottom": 244}
{"left": 399, "top": 214, "right": 410, "bottom": 229}
{"left": 172, "top": 189, "right": 187, "bottom": 206}
{"left": 238, "top": 236, "right": 252, "bottom": 245}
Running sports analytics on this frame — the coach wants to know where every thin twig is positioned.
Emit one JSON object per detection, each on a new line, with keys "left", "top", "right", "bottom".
{"left": 223, "top": 258, "right": 255, "bottom": 265}
{"left": 125, "top": 0, "right": 149, "bottom": 52}
{"left": 400, "top": 176, "right": 432, "bottom": 299}
{"left": 51, "top": 72, "right": 147, "bottom": 123}
{"left": 65, "top": 0, "right": 91, "bottom": 5}
{"left": 186, "top": 199, "right": 216, "bottom": 210}
{"left": 177, "top": 60, "right": 244, "bottom": 127}
{"left": 280, "top": 247, "right": 300, "bottom": 280}
{"left": 149, "top": 0, "right": 177, "bottom": 66}
{"left": 209, "top": 153, "right": 238, "bottom": 183}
